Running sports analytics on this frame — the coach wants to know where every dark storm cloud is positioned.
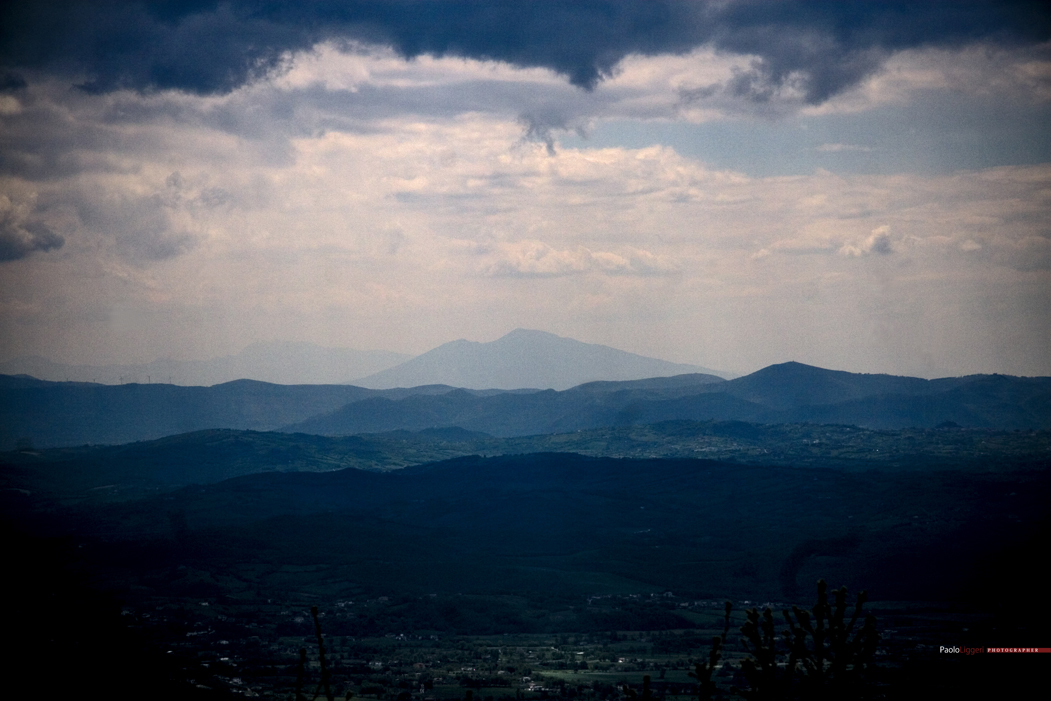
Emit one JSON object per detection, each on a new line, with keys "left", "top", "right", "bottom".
{"left": 0, "top": 72, "right": 27, "bottom": 92}
{"left": 0, "top": 210, "right": 64, "bottom": 262}
{"left": 1, "top": 1, "right": 1048, "bottom": 101}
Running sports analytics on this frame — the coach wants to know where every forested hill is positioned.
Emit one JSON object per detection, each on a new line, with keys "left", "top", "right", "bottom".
{"left": 9, "top": 451, "right": 1045, "bottom": 604}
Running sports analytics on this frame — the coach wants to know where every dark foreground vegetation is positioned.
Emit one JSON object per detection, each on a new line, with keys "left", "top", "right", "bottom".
{"left": 6, "top": 523, "right": 1046, "bottom": 699}
{"left": 2, "top": 421, "right": 1049, "bottom": 697}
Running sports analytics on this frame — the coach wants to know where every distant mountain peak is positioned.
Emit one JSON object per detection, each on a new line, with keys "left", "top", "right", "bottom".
{"left": 355, "top": 330, "right": 729, "bottom": 390}
{"left": 499, "top": 328, "right": 561, "bottom": 340}
{"left": 755, "top": 361, "right": 911, "bottom": 380}
{"left": 755, "top": 361, "right": 837, "bottom": 377}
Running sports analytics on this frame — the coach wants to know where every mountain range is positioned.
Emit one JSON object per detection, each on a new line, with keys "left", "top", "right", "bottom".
{"left": 3, "top": 360, "right": 1049, "bottom": 450}
{"left": 289, "top": 362, "right": 1051, "bottom": 437}
{"left": 0, "top": 376, "right": 491, "bottom": 450}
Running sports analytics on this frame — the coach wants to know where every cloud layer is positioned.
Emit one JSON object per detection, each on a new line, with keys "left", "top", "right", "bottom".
{"left": 0, "top": 3, "right": 1049, "bottom": 378}
{"left": 3, "top": 1, "right": 1049, "bottom": 99}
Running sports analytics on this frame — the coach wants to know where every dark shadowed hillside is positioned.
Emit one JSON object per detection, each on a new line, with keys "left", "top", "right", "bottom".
{"left": 6, "top": 423, "right": 1046, "bottom": 509}
{"left": 3, "top": 426, "right": 1048, "bottom": 697}
{"left": 13, "top": 452, "right": 1048, "bottom": 605}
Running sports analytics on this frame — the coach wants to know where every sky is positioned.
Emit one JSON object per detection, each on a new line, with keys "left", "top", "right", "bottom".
{"left": 1, "top": 1, "right": 1050, "bottom": 378}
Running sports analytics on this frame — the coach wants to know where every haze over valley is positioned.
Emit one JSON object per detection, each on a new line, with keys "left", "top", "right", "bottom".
{"left": 0, "top": 329, "right": 726, "bottom": 388}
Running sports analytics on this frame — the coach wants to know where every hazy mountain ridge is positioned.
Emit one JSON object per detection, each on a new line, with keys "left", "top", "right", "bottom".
{"left": 291, "top": 363, "right": 1051, "bottom": 437}
{"left": 4, "top": 361, "right": 1049, "bottom": 450}
{"left": 0, "top": 379, "right": 477, "bottom": 450}
{"left": 598, "top": 368, "right": 1051, "bottom": 430}
{"left": 355, "top": 329, "right": 729, "bottom": 389}
{"left": 0, "top": 330, "right": 726, "bottom": 389}
{"left": 287, "top": 375, "right": 728, "bottom": 437}
{"left": 0, "top": 341, "right": 410, "bottom": 386}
